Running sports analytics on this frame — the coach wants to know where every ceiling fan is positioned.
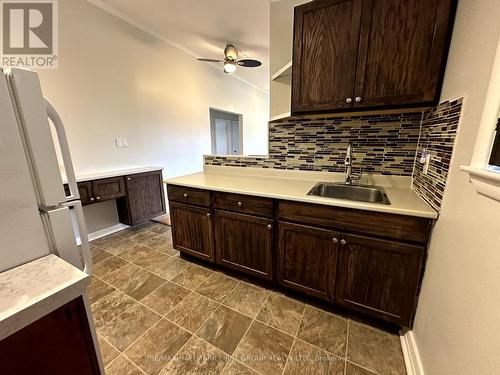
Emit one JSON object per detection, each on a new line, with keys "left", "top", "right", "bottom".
{"left": 197, "top": 44, "right": 262, "bottom": 74}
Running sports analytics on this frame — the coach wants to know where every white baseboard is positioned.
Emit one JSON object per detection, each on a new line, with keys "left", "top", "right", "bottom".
{"left": 400, "top": 330, "right": 425, "bottom": 375}
{"left": 88, "top": 223, "right": 129, "bottom": 242}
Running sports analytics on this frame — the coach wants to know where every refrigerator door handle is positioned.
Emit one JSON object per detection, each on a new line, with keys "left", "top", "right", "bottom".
{"left": 45, "top": 98, "right": 80, "bottom": 202}
{"left": 63, "top": 200, "right": 92, "bottom": 275}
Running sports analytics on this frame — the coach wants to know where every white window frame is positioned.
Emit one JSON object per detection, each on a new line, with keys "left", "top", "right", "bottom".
{"left": 461, "top": 36, "right": 500, "bottom": 201}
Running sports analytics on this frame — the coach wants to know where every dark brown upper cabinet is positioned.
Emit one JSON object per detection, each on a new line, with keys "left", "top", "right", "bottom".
{"left": 291, "top": 0, "right": 456, "bottom": 114}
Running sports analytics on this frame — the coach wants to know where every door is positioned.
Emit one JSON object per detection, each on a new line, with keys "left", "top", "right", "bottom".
{"left": 124, "top": 172, "right": 166, "bottom": 225}
{"left": 277, "top": 222, "right": 339, "bottom": 301}
{"left": 353, "top": 0, "right": 455, "bottom": 107}
{"left": 170, "top": 202, "right": 214, "bottom": 261}
{"left": 214, "top": 210, "right": 273, "bottom": 281}
{"left": 335, "top": 233, "right": 425, "bottom": 327}
{"left": 291, "top": 0, "right": 363, "bottom": 113}
{"left": 210, "top": 109, "right": 242, "bottom": 155}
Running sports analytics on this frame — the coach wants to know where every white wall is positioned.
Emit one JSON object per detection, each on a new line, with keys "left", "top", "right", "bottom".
{"left": 39, "top": 0, "right": 269, "bottom": 182}
{"left": 413, "top": 1, "right": 500, "bottom": 374}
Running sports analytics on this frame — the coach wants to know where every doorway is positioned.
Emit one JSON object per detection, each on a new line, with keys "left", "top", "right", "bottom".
{"left": 210, "top": 108, "right": 243, "bottom": 155}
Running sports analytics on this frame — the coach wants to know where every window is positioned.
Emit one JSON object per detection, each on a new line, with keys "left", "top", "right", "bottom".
{"left": 210, "top": 108, "right": 242, "bottom": 155}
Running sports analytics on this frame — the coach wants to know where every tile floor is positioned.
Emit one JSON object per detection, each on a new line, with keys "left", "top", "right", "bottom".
{"left": 87, "top": 221, "right": 407, "bottom": 375}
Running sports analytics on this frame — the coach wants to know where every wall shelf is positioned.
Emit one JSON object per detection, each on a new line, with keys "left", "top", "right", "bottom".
{"left": 270, "top": 112, "right": 291, "bottom": 122}
{"left": 271, "top": 61, "right": 292, "bottom": 81}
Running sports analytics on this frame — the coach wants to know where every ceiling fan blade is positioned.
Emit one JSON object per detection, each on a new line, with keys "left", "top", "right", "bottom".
{"left": 237, "top": 59, "right": 262, "bottom": 68}
{"left": 197, "top": 58, "right": 223, "bottom": 63}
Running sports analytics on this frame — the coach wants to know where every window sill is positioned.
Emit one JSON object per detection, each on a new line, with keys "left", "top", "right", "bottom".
{"left": 461, "top": 166, "right": 500, "bottom": 201}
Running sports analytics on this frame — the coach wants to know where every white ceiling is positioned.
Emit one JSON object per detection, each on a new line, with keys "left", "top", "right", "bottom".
{"left": 90, "top": 0, "right": 270, "bottom": 93}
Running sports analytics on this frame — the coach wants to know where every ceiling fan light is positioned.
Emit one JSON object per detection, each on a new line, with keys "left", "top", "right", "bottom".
{"left": 223, "top": 60, "right": 237, "bottom": 74}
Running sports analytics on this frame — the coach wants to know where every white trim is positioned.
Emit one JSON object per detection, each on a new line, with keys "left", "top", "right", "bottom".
{"left": 88, "top": 223, "right": 129, "bottom": 242}
{"left": 271, "top": 61, "right": 292, "bottom": 81}
{"left": 400, "top": 330, "right": 425, "bottom": 375}
{"left": 460, "top": 166, "right": 500, "bottom": 201}
{"left": 87, "top": 0, "right": 269, "bottom": 95}
{"left": 270, "top": 111, "right": 291, "bottom": 121}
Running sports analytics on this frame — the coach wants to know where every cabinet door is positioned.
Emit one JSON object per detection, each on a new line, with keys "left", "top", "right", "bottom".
{"left": 123, "top": 171, "right": 166, "bottom": 225}
{"left": 291, "top": 0, "right": 362, "bottom": 113}
{"left": 92, "top": 177, "right": 126, "bottom": 202}
{"left": 0, "top": 297, "right": 100, "bottom": 374}
{"left": 214, "top": 210, "right": 273, "bottom": 281}
{"left": 277, "top": 222, "right": 339, "bottom": 301}
{"left": 335, "top": 234, "right": 425, "bottom": 327}
{"left": 354, "top": 0, "right": 455, "bottom": 108}
{"left": 170, "top": 202, "right": 214, "bottom": 261}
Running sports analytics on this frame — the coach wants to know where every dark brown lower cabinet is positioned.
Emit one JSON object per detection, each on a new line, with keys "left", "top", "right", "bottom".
{"left": 214, "top": 210, "right": 273, "bottom": 281}
{"left": 277, "top": 222, "right": 339, "bottom": 302}
{"left": 0, "top": 297, "right": 100, "bottom": 375}
{"left": 335, "top": 233, "right": 425, "bottom": 326}
{"left": 170, "top": 202, "right": 214, "bottom": 261}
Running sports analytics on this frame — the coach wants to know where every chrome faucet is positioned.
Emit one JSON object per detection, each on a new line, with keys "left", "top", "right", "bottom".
{"left": 344, "top": 141, "right": 361, "bottom": 185}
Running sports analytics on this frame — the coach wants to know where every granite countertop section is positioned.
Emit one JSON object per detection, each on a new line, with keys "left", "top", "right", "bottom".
{"left": 0, "top": 255, "right": 91, "bottom": 340}
{"left": 62, "top": 166, "right": 163, "bottom": 183}
{"left": 165, "top": 166, "right": 438, "bottom": 219}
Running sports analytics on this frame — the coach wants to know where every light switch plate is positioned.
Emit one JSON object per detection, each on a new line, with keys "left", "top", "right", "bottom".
{"left": 122, "top": 138, "right": 128, "bottom": 147}
{"left": 115, "top": 137, "right": 123, "bottom": 147}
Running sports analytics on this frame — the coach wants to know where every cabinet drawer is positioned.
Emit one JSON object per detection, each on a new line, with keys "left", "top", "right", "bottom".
{"left": 278, "top": 201, "right": 432, "bottom": 243}
{"left": 214, "top": 192, "right": 274, "bottom": 218}
{"left": 64, "top": 181, "right": 93, "bottom": 205}
{"left": 92, "top": 177, "right": 126, "bottom": 201}
{"left": 167, "top": 185, "right": 211, "bottom": 207}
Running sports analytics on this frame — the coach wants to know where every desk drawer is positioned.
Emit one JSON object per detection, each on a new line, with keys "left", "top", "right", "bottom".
{"left": 167, "top": 185, "right": 211, "bottom": 207}
{"left": 214, "top": 192, "right": 274, "bottom": 218}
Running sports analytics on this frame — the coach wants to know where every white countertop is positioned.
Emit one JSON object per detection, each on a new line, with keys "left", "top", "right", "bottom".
{"left": 0, "top": 255, "right": 91, "bottom": 340}
{"left": 165, "top": 166, "right": 438, "bottom": 219}
{"left": 62, "top": 166, "right": 163, "bottom": 183}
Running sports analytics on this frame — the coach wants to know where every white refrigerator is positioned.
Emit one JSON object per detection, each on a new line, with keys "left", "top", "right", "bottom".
{"left": 0, "top": 67, "right": 92, "bottom": 275}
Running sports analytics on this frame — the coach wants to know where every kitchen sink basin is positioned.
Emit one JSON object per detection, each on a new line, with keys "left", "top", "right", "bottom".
{"left": 307, "top": 182, "right": 391, "bottom": 205}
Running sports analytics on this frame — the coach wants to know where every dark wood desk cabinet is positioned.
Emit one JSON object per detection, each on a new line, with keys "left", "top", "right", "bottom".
{"left": 291, "top": 0, "right": 457, "bottom": 114}
{"left": 65, "top": 170, "right": 166, "bottom": 226}
{"left": 0, "top": 297, "right": 101, "bottom": 375}
{"left": 168, "top": 184, "right": 433, "bottom": 328}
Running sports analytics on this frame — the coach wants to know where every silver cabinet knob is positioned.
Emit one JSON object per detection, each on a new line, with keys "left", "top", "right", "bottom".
{"left": 183, "top": 193, "right": 188, "bottom": 198}
{"left": 355, "top": 96, "right": 362, "bottom": 103}
{"left": 346, "top": 97, "right": 352, "bottom": 104}
{"left": 96, "top": 196, "right": 101, "bottom": 200}
{"left": 237, "top": 201, "right": 242, "bottom": 207}
{"left": 206, "top": 213, "right": 211, "bottom": 217}
{"left": 127, "top": 177, "right": 131, "bottom": 181}
{"left": 340, "top": 239, "right": 347, "bottom": 245}
{"left": 267, "top": 224, "right": 272, "bottom": 230}
{"left": 90, "top": 197, "right": 95, "bottom": 202}
{"left": 332, "top": 238, "right": 338, "bottom": 243}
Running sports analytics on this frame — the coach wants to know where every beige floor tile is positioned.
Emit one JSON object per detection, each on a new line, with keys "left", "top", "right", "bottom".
{"left": 106, "top": 355, "right": 143, "bottom": 375}
{"left": 297, "top": 305, "right": 347, "bottom": 356}
{"left": 171, "top": 264, "right": 214, "bottom": 290}
{"left": 118, "top": 243, "right": 157, "bottom": 262}
{"left": 221, "top": 360, "right": 259, "bottom": 375}
{"left": 256, "top": 292, "right": 305, "bottom": 335}
{"left": 149, "top": 257, "right": 190, "bottom": 280}
{"left": 91, "top": 247, "right": 112, "bottom": 265}
{"left": 140, "top": 281, "right": 190, "bottom": 315}
{"left": 91, "top": 290, "right": 136, "bottom": 330}
{"left": 347, "top": 320, "right": 406, "bottom": 375}
{"left": 166, "top": 292, "right": 219, "bottom": 332}
{"left": 87, "top": 278, "right": 116, "bottom": 305}
{"left": 132, "top": 250, "right": 172, "bottom": 270}
{"left": 196, "top": 305, "right": 252, "bottom": 355}
{"left": 223, "top": 282, "right": 269, "bottom": 318}
{"left": 195, "top": 273, "right": 239, "bottom": 302}
{"left": 92, "top": 256, "right": 128, "bottom": 278}
{"left": 147, "top": 223, "right": 171, "bottom": 235}
{"left": 97, "top": 334, "right": 119, "bottom": 367}
{"left": 150, "top": 241, "right": 177, "bottom": 255}
{"left": 284, "top": 339, "right": 344, "bottom": 375}
{"left": 91, "top": 234, "right": 124, "bottom": 249}
{"left": 159, "top": 336, "right": 229, "bottom": 375}
{"left": 98, "top": 303, "right": 161, "bottom": 351}
{"left": 345, "top": 362, "right": 378, "bottom": 375}
{"left": 233, "top": 320, "right": 294, "bottom": 375}
{"left": 101, "top": 262, "right": 147, "bottom": 289}
{"left": 121, "top": 272, "right": 166, "bottom": 300}
{"left": 102, "top": 238, "right": 144, "bottom": 256}
{"left": 124, "top": 319, "right": 191, "bottom": 375}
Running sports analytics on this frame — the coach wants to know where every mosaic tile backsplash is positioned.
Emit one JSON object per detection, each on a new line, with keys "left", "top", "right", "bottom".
{"left": 205, "top": 100, "right": 463, "bottom": 211}
{"left": 412, "top": 99, "right": 463, "bottom": 211}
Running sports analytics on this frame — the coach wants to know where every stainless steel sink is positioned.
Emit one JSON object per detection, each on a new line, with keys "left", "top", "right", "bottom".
{"left": 307, "top": 182, "right": 391, "bottom": 205}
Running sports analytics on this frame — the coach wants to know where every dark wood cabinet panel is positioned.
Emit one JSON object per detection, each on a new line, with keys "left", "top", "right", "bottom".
{"left": 214, "top": 192, "right": 274, "bottom": 218}
{"left": 214, "top": 210, "right": 273, "bottom": 281}
{"left": 292, "top": 0, "right": 363, "bottom": 113}
{"left": 120, "top": 171, "right": 166, "bottom": 226}
{"left": 170, "top": 202, "right": 214, "bottom": 261}
{"left": 92, "top": 177, "right": 126, "bottom": 202}
{"left": 277, "top": 222, "right": 339, "bottom": 301}
{"left": 354, "top": 0, "right": 455, "bottom": 108}
{"left": 168, "top": 185, "right": 211, "bottom": 207}
{"left": 64, "top": 181, "right": 93, "bottom": 205}
{"left": 335, "top": 233, "right": 425, "bottom": 326}
{"left": 0, "top": 297, "right": 100, "bottom": 374}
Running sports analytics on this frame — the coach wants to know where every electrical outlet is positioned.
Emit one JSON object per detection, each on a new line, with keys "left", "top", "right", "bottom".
{"left": 423, "top": 153, "right": 431, "bottom": 175}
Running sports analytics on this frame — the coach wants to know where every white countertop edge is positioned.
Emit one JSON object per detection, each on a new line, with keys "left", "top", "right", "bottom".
{"left": 62, "top": 166, "right": 163, "bottom": 183}
{"left": 0, "top": 255, "right": 91, "bottom": 340}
